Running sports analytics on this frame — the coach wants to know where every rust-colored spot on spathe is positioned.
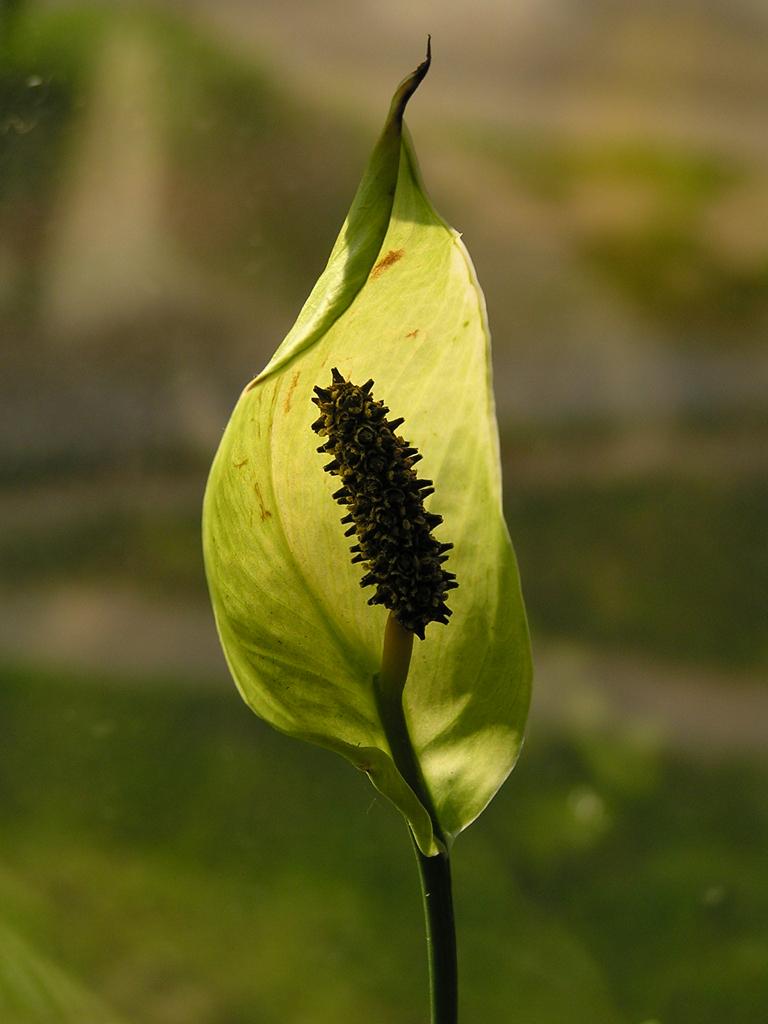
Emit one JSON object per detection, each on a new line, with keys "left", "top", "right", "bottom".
{"left": 405, "top": 329, "right": 419, "bottom": 339}
{"left": 253, "top": 482, "right": 272, "bottom": 522}
{"left": 283, "top": 370, "right": 301, "bottom": 414}
{"left": 371, "top": 248, "right": 405, "bottom": 278}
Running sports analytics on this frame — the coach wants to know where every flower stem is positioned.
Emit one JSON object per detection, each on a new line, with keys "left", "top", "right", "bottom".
{"left": 375, "top": 613, "right": 459, "bottom": 1024}
{"left": 413, "top": 837, "right": 458, "bottom": 1024}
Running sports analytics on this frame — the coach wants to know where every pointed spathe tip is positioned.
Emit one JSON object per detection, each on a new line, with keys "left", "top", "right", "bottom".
{"left": 388, "top": 37, "right": 432, "bottom": 127}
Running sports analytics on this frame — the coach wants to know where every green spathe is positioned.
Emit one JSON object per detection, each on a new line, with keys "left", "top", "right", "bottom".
{"left": 203, "top": 51, "right": 531, "bottom": 857}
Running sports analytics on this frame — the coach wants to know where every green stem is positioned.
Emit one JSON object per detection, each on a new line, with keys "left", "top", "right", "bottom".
{"left": 413, "top": 838, "right": 458, "bottom": 1024}
{"left": 375, "top": 613, "right": 459, "bottom": 1024}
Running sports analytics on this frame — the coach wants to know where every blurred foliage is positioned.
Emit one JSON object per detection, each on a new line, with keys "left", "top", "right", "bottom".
{"left": 470, "top": 131, "right": 768, "bottom": 339}
{"left": 488, "top": 136, "right": 739, "bottom": 206}
{"left": 583, "top": 228, "right": 768, "bottom": 336}
{"left": 0, "top": 918, "right": 125, "bottom": 1024}
{"left": 0, "top": 3, "right": 362, "bottom": 311}
{"left": 508, "top": 476, "right": 768, "bottom": 670}
{"left": 1, "top": 665, "right": 765, "bottom": 1023}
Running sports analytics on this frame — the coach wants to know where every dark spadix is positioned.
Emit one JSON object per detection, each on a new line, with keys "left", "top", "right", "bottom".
{"left": 312, "top": 368, "right": 457, "bottom": 640}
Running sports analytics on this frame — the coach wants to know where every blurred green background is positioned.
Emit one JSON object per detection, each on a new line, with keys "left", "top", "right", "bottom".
{"left": 1, "top": 1, "right": 767, "bottom": 1021}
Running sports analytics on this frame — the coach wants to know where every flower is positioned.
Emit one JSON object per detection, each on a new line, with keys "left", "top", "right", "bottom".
{"left": 202, "top": 49, "right": 531, "bottom": 855}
